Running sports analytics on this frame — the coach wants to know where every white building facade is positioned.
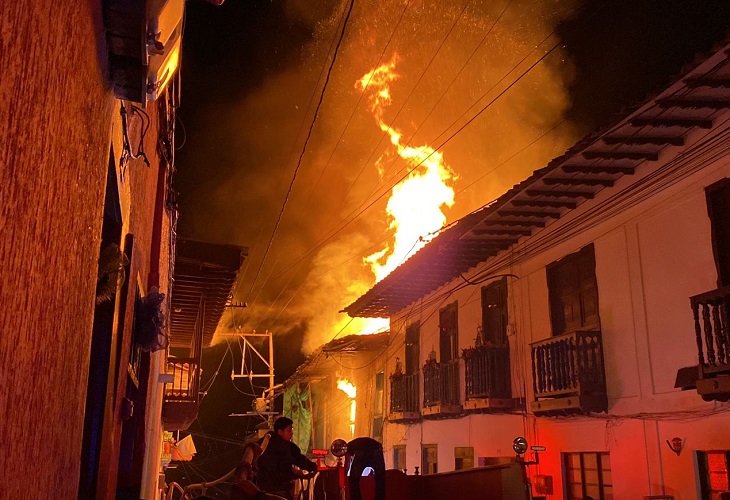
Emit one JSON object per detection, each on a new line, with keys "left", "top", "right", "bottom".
{"left": 345, "top": 41, "right": 730, "bottom": 500}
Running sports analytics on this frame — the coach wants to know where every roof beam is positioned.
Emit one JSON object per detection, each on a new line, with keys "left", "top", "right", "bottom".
{"left": 470, "top": 228, "right": 532, "bottom": 237}
{"left": 684, "top": 77, "right": 730, "bottom": 89}
{"left": 562, "top": 164, "right": 635, "bottom": 175}
{"left": 602, "top": 135, "right": 684, "bottom": 146}
{"left": 656, "top": 98, "right": 730, "bottom": 110}
{"left": 525, "top": 189, "right": 594, "bottom": 199}
{"left": 542, "top": 177, "right": 615, "bottom": 187}
{"left": 630, "top": 117, "right": 713, "bottom": 129}
{"left": 512, "top": 199, "right": 577, "bottom": 209}
{"left": 497, "top": 209, "right": 560, "bottom": 219}
{"left": 582, "top": 150, "right": 658, "bottom": 161}
{"left": 474, "top": 219, "right": 546, "bottom": 228}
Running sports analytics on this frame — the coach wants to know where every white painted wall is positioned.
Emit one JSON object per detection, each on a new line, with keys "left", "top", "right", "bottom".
{"left": 379, "top": 126, "right": 730, "bottom": 498}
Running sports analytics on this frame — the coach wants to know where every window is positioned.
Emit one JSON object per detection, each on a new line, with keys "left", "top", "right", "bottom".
{"left": 481, "top": 278, "right": 508, "bottom": 346}
{"left": 547, "top": 245, "right": 600, "bottom": 336}
{"left": 393, "top": 445, "right": 406, "bottom": 471}
{"left": 439, "top": 302, "right": 458, "bottom": 362}
{"left": 372, "top": 371, "right": 384, "bottom": 441}
{"left": 454, "top": 447, "right": 474, "bottom": 470}
{"left": 405, "top": 322, "right": 420, "bottom": 375}
{"left": 697, "top": 450, "right": 730, "bottom": 499}
{"left": 421, "top": 444, "right": 438, "bottom": 475}
{"left": 706, "top": 178, "right": 730, "bottom": 287}
{"left": 563, "top": 452, "right": 613, "bottom": 500}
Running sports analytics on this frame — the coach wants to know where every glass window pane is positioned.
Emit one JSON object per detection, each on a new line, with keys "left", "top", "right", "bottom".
{"left": 710, "top": 471, "right": 729, "bottom": 491}
{"left": 571, "top": 484, "right": 583, "bottom": 498}
{"left": 584, "top": 469, "right": 599, "bottom": 484}
{"left": 583, "top": 453, "right": 597, "bottom": 469}
{"left": 585, "top": 484, "right": 600, "bottom": 497}
{"left": 600, "top": 452, "right": 612, "bottom": 470}
{"left": 603, "top": 469, "right": 613, "bottom": 485}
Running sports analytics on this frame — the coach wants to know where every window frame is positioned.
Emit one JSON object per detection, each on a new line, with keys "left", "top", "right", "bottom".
{"left": 421, "top": 444, "right": 438, "bottom": 475}
{"left": 481, "top": 278, "right": 508, "bottom": 347}
{"left": 547, "top": 244, "right": 600, "bottom": 336}
{"left": 372, "top": 371, "right": 384, "bottom": 442}
{"left": 454, "top": 446, "right": 474, "bottom": 470}
{"left": 393, "top": 445, "right": 406, "bottom": 471}
{"left": 405, "top": 322, "right": 420, "bottom": 375}
{"left": 439, "top": 302, "right": 459, "bottom": 362}
{"left": 696, "top": 449, "right": 730, "bottom": 499}
{"left": 562, "top": 451, "right": 612, "bottom": 500}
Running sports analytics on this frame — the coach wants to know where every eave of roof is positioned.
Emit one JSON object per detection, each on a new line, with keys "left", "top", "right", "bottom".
{"left": 283, "top": 332, "right": 389, "bottom": 387}
{"left": 169, "top": 239, "right": 248, "bottom": 349}
{"left": 345, "top": 39, "right": 730, "bottom": 318}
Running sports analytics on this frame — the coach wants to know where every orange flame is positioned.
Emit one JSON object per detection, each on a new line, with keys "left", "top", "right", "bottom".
{"left": 357, "top": 55, "right": 457, "bottom": 282}
{"left": 337, "top": 378, "right": 357, "bottom": 436}
{"left": 337, "top": 378, "right": 357, "bottom": 398}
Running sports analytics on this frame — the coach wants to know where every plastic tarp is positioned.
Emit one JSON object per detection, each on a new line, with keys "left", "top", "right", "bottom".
{"left": 283, "top": 384, "right": 311, "bottom": 453}
{"left": 171, "top": 434, "right": 197, "bottom": 461}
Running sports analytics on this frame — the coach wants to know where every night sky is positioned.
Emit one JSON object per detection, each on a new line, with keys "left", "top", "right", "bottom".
{"left": 170, "top": 0, "right": 730, "bottom": 491}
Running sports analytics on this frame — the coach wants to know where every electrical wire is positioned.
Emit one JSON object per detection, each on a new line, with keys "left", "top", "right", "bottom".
{"left": 303, "top": 0, "right": 415, "bottom": 205}
{"left": 228, "top": 1, "right": 352, "bottom": 308}
{"left": 251, "top": 31, "right": 567, "bottom": 303}
{"left": 253, "top": 0, "right": 618, "bottom": 303}
{"left": 339, "top": 0, "right": 475, "bottom": 204}
{"left": 242, "top": 0, "right": 357, "bottom": 305}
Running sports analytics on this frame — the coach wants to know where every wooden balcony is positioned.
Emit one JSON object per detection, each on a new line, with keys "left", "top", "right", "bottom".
{"left": 463, "top": 345, "right": 513, "bottom": 412}
{"left": 530, "top": 331, "right": 607, "bottom": 414}
{"left": 389, "top": 372, "right": 421, "bottom": 422}
{"left": 678, "top": 286, "right": 730, "bottom": 402}
{"left": 161, "top": 357, "right": 200, "bottom": 430}
{"left": 422, "top": 359, "right": 463, "bottom": 418}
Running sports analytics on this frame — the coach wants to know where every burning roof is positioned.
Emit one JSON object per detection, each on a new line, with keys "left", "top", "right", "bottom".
{"left": 344, "top": 38, "right": 730, "bottom": 318}
{"left": 283, "top": 331, "right": 389, "bottom": 387}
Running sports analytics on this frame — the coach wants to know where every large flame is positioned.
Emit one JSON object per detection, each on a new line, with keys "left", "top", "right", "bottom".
{"left": 337, "top": 378, "right": 357, "bottom": 398}
{"left": 357, "top": 54, "right": 456, "bottom": 282}
{"left": 337, "top": 378, "right": 357, "bottom": 437}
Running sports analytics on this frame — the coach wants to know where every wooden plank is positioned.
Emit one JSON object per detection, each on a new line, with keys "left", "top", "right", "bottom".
{"left": 512, "top": 199, "right": 577, "bottom": 209}
{"left": 464, "top": 398, "right": 513, "bottom": 411}
{"left": 542, "top": 177, "right": 615, "bottom": 187}
{"left": 497, "top": 209, "right": 560, "bottom": 219}
{"left": 657, "top": 98, "right": 730, "bottom": 110}
{"left": 602, "top": 135, "right": 684, "bottom": 146}
{"left": 582, "top": 150, "right": 658, "bottom": 161}
{"left": 562, "top": 164, "right": 635, "bottom": 175}
{"left": 525, "top": 189, "right": 594, "bottom": 199}
{"left": 630, "top": 117, "right": 713, "bottom": 129}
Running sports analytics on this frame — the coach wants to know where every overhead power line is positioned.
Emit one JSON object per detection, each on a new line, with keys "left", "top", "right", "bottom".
{"left": 243, "top": 0, "right": 357, "bottom": 305}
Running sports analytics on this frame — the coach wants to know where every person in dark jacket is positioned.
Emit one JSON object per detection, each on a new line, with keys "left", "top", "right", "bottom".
{"left": 347, "top": 437, "right": 385, "bottom": 500}
{"left": 256, "top": 417, "right": 318, "bottom": 499}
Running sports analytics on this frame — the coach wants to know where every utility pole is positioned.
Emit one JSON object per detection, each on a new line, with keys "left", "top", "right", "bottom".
{"left": 219, "top": 330, "right": 279, "bottom": 427}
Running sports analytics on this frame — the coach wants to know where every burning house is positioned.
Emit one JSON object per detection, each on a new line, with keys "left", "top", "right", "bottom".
{"left": 343, "top": 38, "right": 730, "bottom": 498}
{"left": 281, "top": 332, "right": 390, "bottom": 455}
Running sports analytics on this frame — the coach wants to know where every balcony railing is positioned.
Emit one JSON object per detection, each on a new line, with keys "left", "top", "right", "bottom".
{"left": 423, "top": 359, "right": 460, "bottom": 408}
{"left": 530, "top": 330, "right": 607, "bottom": 413}
{"left": 162, "top": 357, "right": 201, "bottom": 430}
{"left": 464, "top": 346, "right": 511, "bottom": 400}
{"left": 680, "top": 286, "right": 730, "bottom": 402}
{"left": 390, "top": 372, "right": 419, "bottom": 414}
{"left": 165, "top": 357, "right": 200, "bottom": 402}
{"left": 691, "top": 286, "right": 730, "bottom": 370}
